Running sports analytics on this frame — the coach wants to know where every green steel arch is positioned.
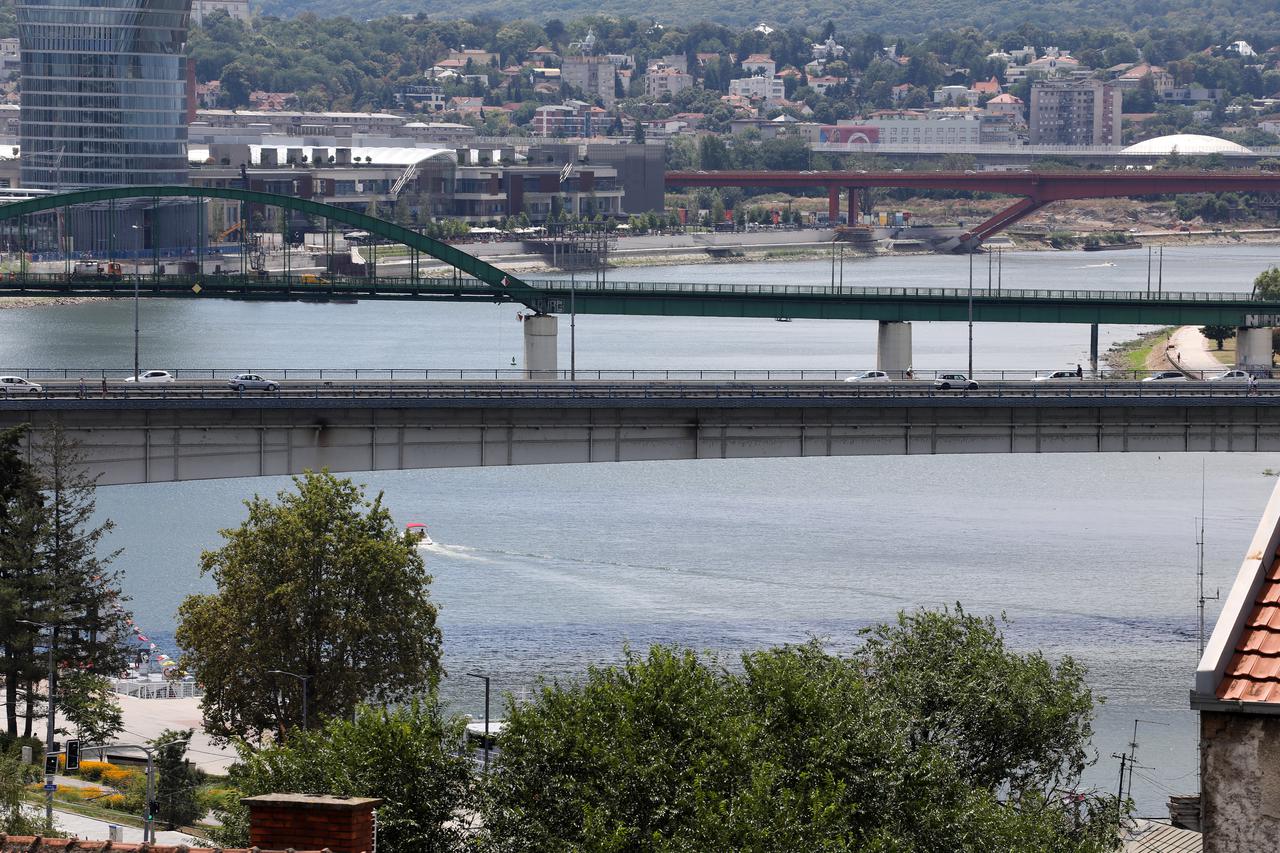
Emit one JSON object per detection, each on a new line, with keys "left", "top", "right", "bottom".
{"left": 0, "top": 185, "right": 530, "bottom": 291}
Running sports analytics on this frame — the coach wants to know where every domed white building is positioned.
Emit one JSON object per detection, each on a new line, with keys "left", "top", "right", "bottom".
{"left": 1122, "top": 134, "right": 1253, "bottom": 155}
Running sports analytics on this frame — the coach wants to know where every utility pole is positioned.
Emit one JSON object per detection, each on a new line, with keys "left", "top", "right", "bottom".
{"left": 1114, "top": 751, "right": 1129, "bottom": 826}
{"left": 466, "top": 672, "right": 491, "bottom": 772}
{"left": 967, "top": 249, "right": 974, "bottom": 378}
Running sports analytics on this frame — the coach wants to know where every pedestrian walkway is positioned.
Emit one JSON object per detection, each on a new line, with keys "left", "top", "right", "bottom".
{"left": 1166, "top": 326, "right": 1230, "bottom": 378}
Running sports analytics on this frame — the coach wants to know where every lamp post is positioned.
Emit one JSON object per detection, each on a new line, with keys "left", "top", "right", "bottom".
{"left": 465, "top": 672, "right": 491, "bottom": 772}
{"left": 130, "top": 224, "right": 141, "bottom": 381}
{"left": 17, "top": 619, "right": 55, "bottom": 832}
{"left": 266, "top": 669, "right": 310, "bottom": 733}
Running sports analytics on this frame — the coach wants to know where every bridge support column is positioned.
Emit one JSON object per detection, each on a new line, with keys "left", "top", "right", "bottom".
{"left": 827, "top": 187, "right": 840, "bottom": 224}
{"left": 847, "top": 187, "right": 859, "bottom": 225}
{"left": 876, "top": 321, "right": 912, "bottom": 379}
{"left": 1089, "top": 323, "right": 1099, "bottom": 377}
{"left": 1236, "top": 327, "right": 1275, "bottom": 376}
{"left": 523, "top": 313, "right": 559, "bottom": 380}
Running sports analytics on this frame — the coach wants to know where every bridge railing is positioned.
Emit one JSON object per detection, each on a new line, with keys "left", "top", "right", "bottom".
{"left": 7, "top": 270, "right": 1275, "bottom": 304}
{"left": 0, "top": 367, "right": 1263, "bottom": 383}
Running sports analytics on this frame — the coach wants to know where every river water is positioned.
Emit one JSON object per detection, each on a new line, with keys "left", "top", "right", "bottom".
{"left": 2, "top": 243, "right": 1279, "bottom": 813}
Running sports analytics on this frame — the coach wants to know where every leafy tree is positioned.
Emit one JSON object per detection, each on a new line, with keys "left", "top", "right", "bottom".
{"left": 1255, "top": 266, "right": 1280, "bottom": 299}
{"left": 176, "top": 471, "right": 443, "bottom": 744}
{"left": 153, "top": 728, "right": 201, "bottom": 830}
{"left": 482, "top": 607, "right": 1118, "bottom": 851}
{"left": 60, "top": 671, "right": 123, "bottom": 746}
{"left": 209, "top": 701, "right": 472, "bottom": 852}
{"left": 1201, "top": 325, "right": 1237, "bottom": 350}
{"left": 0, "top": 749, "right": 48, "bottom": 836}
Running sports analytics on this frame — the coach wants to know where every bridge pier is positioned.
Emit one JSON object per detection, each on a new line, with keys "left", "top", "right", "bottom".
{"left": 523, "top": 313, "right": 559, "bottom": 380}
{"left": 828, "top": 187, "right": 840, "bottom": 224}
{"left": 1236, "top": 327, "right": 1275, "bottom": 375}
{"left": 876, "top": 321, "right": 912, "bottom": 379}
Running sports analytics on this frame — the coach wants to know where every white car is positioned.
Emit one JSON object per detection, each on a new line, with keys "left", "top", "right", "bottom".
{"left": 1142, "top": 371, "right": 1187, "bottom": 382}
{"left": 1209, "top": 370, "right": 1251, "bottom": 382}
{"left": 1032, "top": 370, "right": 1084, "bottom": 382}
{"left": 124, "top": 370, "right": 175, "bottom": 384}
{"left": 228, "top": 373, "right": 279, "bottom": 392}
{"left": 935, "top": 373, "right": 978, "bottom": 390}
{"left": 844, "top": 370, "right": 892, "bottom": 383}
{"left": 0, "top": 376, "right": 42, "bottom": 394}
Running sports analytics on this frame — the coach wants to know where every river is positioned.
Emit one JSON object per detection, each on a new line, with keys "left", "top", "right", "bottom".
{"left": 2, "top": 243, "right": 1278, "bottom": 814}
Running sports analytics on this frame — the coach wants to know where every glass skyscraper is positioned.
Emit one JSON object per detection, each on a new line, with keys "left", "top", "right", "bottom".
{"left": 18, "top": 0, "right": 192, "bottom": 188}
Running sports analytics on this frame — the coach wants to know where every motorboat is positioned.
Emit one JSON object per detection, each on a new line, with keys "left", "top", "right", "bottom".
{"left": 406, "top": 522, "right": 434, "bottom": 546}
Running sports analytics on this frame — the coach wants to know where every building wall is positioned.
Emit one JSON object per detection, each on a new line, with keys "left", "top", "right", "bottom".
{"left": 19, "top": 0, "right": 192, "bottom": 188}
{"left": 584, "top": 142, "right": 664, "bottom": 214}
{"left": 1029, "top": 80, "right": 1121, "bottom": 145}
{"left": 562, "top": 56, "right": 616, "bottom": 109}
{"left": 1201, "top": 710, "right": 1280, "bottom": 853}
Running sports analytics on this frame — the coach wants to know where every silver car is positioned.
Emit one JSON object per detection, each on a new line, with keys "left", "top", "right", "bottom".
{"left": 844, "top": 370, "right": 892, "bottom": 383}
{"left": 228, "top": 373, "right": 279, "bottom": 392}
{"left": 0, "top": 376, "right": 43, "bottom": 394}
{"left": 1209, "top": 370, "right": 1250, "bottom": 383}
{"left": 1142, "top": 371, "right": 1186, "bottom": 382}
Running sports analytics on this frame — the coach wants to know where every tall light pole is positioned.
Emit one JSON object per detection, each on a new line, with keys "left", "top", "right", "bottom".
{"left": 466, "top": 672, "right": 491, "bottom": 772}
{"left": 130, "top": 224, "right": 142, "bottom": 380}
{"left": 18, "top": 619, "right": 56, "bottom": 832}
{"left": 266, "top": 669, "right": 310, "bottom": 733}
{"left": 967, "top": 249, "right": 974, "bottom": 378}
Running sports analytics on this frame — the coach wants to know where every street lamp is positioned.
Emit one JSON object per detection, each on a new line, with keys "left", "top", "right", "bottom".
{"left": 266, "top": 669, "right": 310, "bottom": 732}
{"left": 465, "top": 672, "right": 491, "bottom": 772}
{"left": 17, "top": 619, "right": 56, "bottom": 832}
{"left": 130, "top": 224, "right": 141, "bottom": 381}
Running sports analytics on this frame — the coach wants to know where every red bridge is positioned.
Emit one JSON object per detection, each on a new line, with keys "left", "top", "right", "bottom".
{"left": 665, "top": 170, "right": 1280, "bottom": 249}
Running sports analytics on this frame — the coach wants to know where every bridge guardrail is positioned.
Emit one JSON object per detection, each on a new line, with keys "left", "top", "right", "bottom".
{"left": 3, "top": 271, "right": 1279, "bottom": 305}
{"left": 0, "top": 367, "right": 1266, "bottom": 382}
{"left": 1, "top": 380, "right": 1277, "bottom": 403}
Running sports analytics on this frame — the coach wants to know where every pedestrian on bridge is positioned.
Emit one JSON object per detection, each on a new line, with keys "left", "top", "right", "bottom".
{"left": 1076, "top": 364, "right": 1083, "bottom": 379}
{"left": 1250, "top": 374, "right": 1259, "bottom": 396}
{"left": 78, "top": 377, "right": 85, "bottom": 398}
{"left": 101, "top": 376, "right": 107, "bottom": 398}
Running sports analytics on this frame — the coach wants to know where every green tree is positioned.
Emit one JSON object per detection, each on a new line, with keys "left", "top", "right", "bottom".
{"left": 1255, "top": 266, "right": 1280, "bottom": 299}
{"left": 0, "top": 749, "right": 47, "bottom": 836}
{"left": 209, "top": 701, "right": 472, "bottom": 852}
{"left": 153, "top": 728, "right": 201, "bottom": 830}
{"left": 59, "top": 671, "right": 123, "bottom": 746}
{"left": 482, "top": 608, "right": 1118, "bottom": 851}
{"left": 1201, "top": 325, "right": 1237, "bottom": 350}
{"left": 176, "top": 471, "right": 443, "bottom": 744}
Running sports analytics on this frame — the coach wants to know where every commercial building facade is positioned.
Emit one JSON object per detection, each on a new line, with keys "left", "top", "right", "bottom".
{"left": 19, "top": 0, "right": 192, "bottom": 188}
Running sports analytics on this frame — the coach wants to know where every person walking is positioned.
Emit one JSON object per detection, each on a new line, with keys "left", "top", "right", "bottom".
{"left": 101, "top": 376, "right": 108, "bottom": 398}
{"left": 78, "top": 376, "right": 85, "bottom": 399}
{"left": 1075, "top": 363, "right": 1083, "bottom": 379}
{"left": 1249, "top": 373, "right": 1259, "bottom": 396}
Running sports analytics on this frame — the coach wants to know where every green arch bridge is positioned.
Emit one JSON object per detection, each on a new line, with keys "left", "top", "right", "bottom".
{"left": 0, "top": 185, "right": 1277, "bottom": 327}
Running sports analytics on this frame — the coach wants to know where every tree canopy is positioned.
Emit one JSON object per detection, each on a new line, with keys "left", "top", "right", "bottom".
{"left": 1255, "top": 266, "right": 1280, "bottom": 299}
{"left": 176, "top": 470, "right": 443, "bottom": 744}
{"left": 481, "top": 607, "right": 1118, "bottom": 851}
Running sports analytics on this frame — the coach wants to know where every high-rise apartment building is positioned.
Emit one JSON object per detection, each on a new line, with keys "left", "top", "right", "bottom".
{"left": 1029, "top": 79, "right": 1122, "bottom": 145}
{"left": 19, "top": 0, "right": 192, "bottom": 188}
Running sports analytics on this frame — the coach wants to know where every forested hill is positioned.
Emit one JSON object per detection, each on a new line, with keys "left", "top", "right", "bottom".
{"left": 253, "top": 0, "right": 1280, "bottom": 39}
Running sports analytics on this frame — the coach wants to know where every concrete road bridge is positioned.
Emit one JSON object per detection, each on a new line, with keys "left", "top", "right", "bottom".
{"left": 3, "top": 381, "right": 1279, "bottom": 486}
{"left": 665, "top": 169, "right": 1280, "bottom": 250}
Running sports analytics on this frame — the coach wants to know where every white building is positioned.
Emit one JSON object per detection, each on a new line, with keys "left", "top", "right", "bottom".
{"left": 740, "top": 54, "right": 776, "bottom": 78}
{"left": 190, "top": 0, "right": 250, "bottom": 24}
{"left": 645, "top": 65, "right": 694, "bottom": 99}
{"left": 729, "top": 74, "right": 786, "bottom": 104}
{"left": 855, "top": 109, "right": 982, "bottom": 147}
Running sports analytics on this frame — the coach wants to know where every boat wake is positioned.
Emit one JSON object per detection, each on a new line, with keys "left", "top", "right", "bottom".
{"left": 419, "top": 542, "right": 489, "bottom": 562}
{"left": 1079, "top": 262, "right": 1116, "bottom": 269}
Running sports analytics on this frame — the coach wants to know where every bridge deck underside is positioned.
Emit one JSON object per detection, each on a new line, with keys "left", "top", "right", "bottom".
{"left": 5, "top": 398, "right": 1279, "bottom": 485}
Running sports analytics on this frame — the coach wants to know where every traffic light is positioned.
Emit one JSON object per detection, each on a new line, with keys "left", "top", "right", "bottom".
{"left": 147, "top": 800, "right": 159, "bottom": 820}
{"left": 44, "top": 753, "right": 58, "bottom": 775}
{"left": 65, "top": 739, "right": 79, "bottom": 771}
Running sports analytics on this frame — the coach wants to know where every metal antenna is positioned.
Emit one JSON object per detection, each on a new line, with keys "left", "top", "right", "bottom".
{"left": 1198, "top": 459, "right": 1220, "bottom": 661}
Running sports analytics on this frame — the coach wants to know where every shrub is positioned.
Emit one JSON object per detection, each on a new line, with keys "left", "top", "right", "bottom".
{"left": 76, "top": 760, "right": 112, "bottom": 782}
{"left": 100, "top": 764, "right": 143, "bottom": 787}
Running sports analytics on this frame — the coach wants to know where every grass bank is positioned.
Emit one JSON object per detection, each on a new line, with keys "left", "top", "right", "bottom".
{"left": 1105, "top": 327, "right": 1177, "bottom": 372}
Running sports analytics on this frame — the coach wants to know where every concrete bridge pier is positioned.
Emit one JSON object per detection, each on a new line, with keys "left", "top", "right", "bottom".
{"left": 1236, "top": 326, "right": 1275, "bottom": 375}
{"left": 876, "top": 320, "right": 912, "bottom": 379}
{"left": 523, "top": 313, "right": 558, "bottom": 380}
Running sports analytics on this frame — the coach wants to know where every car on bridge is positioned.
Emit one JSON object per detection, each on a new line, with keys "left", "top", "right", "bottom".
{"left": 0, "top": 376, "right": 42, "bottom": 394}
{"left": 1142, "top": 371, "right": 1187, "bottom": 382}
{"left": 1032, "top": 370, "right": 1084, "bottom": 382}
{"left": 1209, "top": 370, "right": 1251, "bottom": 382}
{"left": 844, "top": 370, "right": 892, "bottom": 383}
{"left": 124, "top": 370, "right": 175, "bottom": 384}
{"left": 935, "top": 374, "right": 978, "bottom": 390}
{"left": 228, "top": 373, "right": 279, "bottom": 392}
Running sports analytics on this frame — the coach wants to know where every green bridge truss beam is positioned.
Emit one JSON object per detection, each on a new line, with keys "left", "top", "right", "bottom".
{"left": 0, "top": 185, "right": 531, "bottom": 293}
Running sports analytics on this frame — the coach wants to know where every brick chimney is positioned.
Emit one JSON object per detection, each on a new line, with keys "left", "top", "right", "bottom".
{"left": 243, "top": 793, "right": 383, "bottom": 853}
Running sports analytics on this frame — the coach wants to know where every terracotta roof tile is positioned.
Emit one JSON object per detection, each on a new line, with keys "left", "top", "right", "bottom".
{"left": 1217, "top": 555, "right": 1280, "bottom": 703}
{"left": 0, "top": 836, "right": 333, "bottom": 853}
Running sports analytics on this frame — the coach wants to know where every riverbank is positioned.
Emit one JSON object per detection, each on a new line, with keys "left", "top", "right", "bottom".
{"left": 0, "top": 296, "right": 97, "bottom": 311}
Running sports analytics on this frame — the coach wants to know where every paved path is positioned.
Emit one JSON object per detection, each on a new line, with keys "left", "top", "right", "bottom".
{"left": 56, "top": 694, "right": 236, "bottom": 774}
{"left": 24, "top": 804, "right": 203, "bottom": 846}
{"left": 1167, "top": 325, "right": 1229, "bottom": 378}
